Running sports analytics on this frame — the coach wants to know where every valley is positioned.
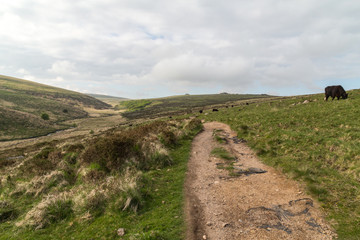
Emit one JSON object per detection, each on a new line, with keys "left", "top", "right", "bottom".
{"left": 0, "top": 76, "right": 359, "bottom": 239}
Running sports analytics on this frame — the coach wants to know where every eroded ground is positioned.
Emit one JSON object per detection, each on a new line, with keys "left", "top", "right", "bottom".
{"left": 185, "top": 121, "right": 336, "bottom": 240}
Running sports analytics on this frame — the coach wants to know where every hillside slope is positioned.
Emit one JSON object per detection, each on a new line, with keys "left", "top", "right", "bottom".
{"left": 202, "top": 89, "right": 360, "bottom": 238}
{"left": 118, "top": 93, "right": 273, "bottom": 119}
{"left": 0, "top": 75, "right": 111, "bottom": 140}
{"left": 87, "top": 93, "right": 127, "bottom": 106}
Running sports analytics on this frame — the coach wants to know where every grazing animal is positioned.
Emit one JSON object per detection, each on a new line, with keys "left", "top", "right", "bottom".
{"left": 226, "top": 106, "right": 228, "bottom": 108}
{"left": 169, "top": 116, "right": 172, "bottom": 119}
{"left": 212, "top": 108, "right": 219, "bottom": 112}
{"left": 325, "top": 85, "right": 348, "bottom": 101}
{"left": 246, "top": 103, "right": 249, "bottom": 105}
{"left": 231, "top": 105, "right": 234, "bottom": 107}
{"left": 199, "top": 110, "right": 203, "bottom": 113}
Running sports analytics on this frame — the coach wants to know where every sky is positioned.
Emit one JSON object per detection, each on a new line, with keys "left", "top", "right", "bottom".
{"left": 1, "top": 0, "right": 360, "bottom": 99}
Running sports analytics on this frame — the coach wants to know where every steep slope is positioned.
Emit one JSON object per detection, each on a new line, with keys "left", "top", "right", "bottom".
{"left": 0, "top": 75, "right": 111, "bottom": 140}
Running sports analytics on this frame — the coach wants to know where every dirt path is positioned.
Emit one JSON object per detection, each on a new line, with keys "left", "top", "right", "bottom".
{"left": 185, "top": 122, "right": 336, "bottom": 240}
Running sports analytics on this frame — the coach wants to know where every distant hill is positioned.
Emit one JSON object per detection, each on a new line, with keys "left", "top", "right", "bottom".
{"left": 0, "top": 75, "right": 111, "bottom": 140}
{"left": 117, "top": 93, "right": 274, "bottom": 119}
{"left": 87, "top": 93, "right": 127, "bottom": 106}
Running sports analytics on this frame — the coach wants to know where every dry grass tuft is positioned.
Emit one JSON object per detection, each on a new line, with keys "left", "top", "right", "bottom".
{"left": 18, "top": 193, "right": 73, "bottom": 229}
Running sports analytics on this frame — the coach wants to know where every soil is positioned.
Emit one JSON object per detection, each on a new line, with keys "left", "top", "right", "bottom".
{"left": 185, "top": 121, "right": 336, "bottom": 240}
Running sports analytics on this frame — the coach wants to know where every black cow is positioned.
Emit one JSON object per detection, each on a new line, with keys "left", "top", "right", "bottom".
{"left": 325, "top": 85, "right": 348, "bottom": 101}
{"left": 199, "top": 110, "right": 203, "bottom": 113}
{"left": 212, "top": 108, "right": 219, "bottom": 112}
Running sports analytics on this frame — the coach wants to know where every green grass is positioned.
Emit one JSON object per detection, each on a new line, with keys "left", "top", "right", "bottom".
{"left": 211, "top": 147, "right": 234, "bottom": 161}
{"left": 0, "top": 118, "right": 202, "bottom": 239}
{"left": 202, "top": 90, "right": 360, "bottom": 239}
{"left": 116, "top": 99, "right": 153, "bottom": 111}
{"left": 118, "top": 93, "right": 274, "bottom": 119}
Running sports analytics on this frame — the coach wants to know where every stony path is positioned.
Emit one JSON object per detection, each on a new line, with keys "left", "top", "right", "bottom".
{"left": 185, "top": 122, "right": 336, "bottom": 240}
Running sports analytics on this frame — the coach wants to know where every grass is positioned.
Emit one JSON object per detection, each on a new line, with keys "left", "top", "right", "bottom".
{"left": 211, "top": 147, "right": 234, "bottom": 161}
{"left": 0, "top": 75, "right": 111, "bottom": 140}
{"left": 116, "top": 99, "right": 153, "bottom": 111}
{"left": 202, "top": 90, "right": 360, "bottom": 239}
{"left": 118, "top": 93, "right": 274, "bottom": 120}
{"left": 0, "top": 118, "right": 202, "bottom": 239}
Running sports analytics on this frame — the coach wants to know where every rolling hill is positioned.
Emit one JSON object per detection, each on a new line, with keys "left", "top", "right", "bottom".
{"left": 117, "top": 93, "right": 274, "bottom": 119}
{"left": 0, "top": 75, "right": 111, "bottom": 140}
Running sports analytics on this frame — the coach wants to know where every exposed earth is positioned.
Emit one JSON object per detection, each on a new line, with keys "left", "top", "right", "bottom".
{"left": 185, "top": 122, "right": 336, "bottom": 240}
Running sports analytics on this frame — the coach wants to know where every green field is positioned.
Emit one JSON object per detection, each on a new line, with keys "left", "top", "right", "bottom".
{"left": 202, "top": 90, "right": 360, "bottom": 239}
{"left": 117, "top": 93, "right": 273, "bottom": 119}
{"left": 0, "top": 75, "right": 111, "bottom": 140}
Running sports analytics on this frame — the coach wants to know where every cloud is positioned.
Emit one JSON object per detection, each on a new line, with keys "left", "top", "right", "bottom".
{"left": 150, "top": 53, "right": 252, "bottom": 86}
{"left": 48, "top": 61, "right": 78, "bottom": 76}
{"left": 1, "top": 0, "right": 360, "bottom": 98}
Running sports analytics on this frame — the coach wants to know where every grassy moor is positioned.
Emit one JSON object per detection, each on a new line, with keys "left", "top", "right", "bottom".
{"left": 117, "top": 93, "right": 273, "bottom": 120}
{"left": 0, "top": 75, "right": 110, "bottom": 140}
{"left": 1, "top": 75, "right": 359, "bottom": 239}
{"left": 202, "top": 89, "right": 360, "bottom": 239}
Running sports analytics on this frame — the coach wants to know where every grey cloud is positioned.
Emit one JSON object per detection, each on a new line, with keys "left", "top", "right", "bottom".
{"left": 1, "top": 0, "right": 360, "bottom": 98}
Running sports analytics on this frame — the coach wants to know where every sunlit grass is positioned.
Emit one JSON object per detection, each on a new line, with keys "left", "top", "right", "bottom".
{"left": 203, "top": 90, "right": 360, "bottom": 238}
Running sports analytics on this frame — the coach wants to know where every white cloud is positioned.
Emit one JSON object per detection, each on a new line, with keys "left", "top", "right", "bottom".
{"left": 1, "top": 0, "right": 360, "bottom": 98}
{"left": 48, "top": 61, "right": 78, "bottom": 76}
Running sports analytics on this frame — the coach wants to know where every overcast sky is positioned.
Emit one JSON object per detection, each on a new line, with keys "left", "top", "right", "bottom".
{"left": 1, "top": 0, "right": 359, "bottom": 98}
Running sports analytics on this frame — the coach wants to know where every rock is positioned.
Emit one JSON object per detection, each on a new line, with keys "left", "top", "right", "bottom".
{"left": 235, "top": 167, "right": 267, "bottom": 176}
{"left": 248, "top": 167, "right": 267, "bottom": 174}
{"left": 117, "top": 228, "right": 125, "bottom": 236}
{"left": 203, "top": 235, "right": 207, "bottom": 239}
{"left": 206, "top": 222, "right": 212, "bottom": 226}
{"left": 223, "top": 223, "right": 230, "bottom": 228}
{"left": 303, "top": 100, "right": 310, "bottom": 104}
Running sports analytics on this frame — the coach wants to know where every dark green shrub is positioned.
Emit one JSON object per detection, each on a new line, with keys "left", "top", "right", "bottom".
{"left": 41, "top": 113, "right": 49, "bottom": 120}
{"left": 0, "top": 201, "right": 17, "bottom": 223}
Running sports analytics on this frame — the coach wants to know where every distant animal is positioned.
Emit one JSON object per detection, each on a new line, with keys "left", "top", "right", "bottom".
{"left": 199, "top": 110, "right": 203, "bottom": 113}
{"left": 169, "top": 116, "right": 172, "bottom": 118}
{"left": 212, "top": 108, "right": 219, "bottom": 112}
{"left": 325, "top": 85, "right": 348, "bottom": 101}
{"left": 246, "top": 103, "right": 249, "bottom": 105}
{"left": 226, "top": 106, "right": 228, "bottom": 108}
{"left": 231, "top": 105, "right": 234, "bottom": 107}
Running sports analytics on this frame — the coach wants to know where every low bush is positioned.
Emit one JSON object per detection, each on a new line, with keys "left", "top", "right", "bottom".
{"left": 23, "top": 147, "right": 59, "bottom": 175}
{"left": 81, "top": 121, "right": 174, "bottom": 173}
{"left": 41, "top": 113, "right": 49, "bottom": 121}
{"left": 0, "top": 201, "right": 17, "bottom": 223}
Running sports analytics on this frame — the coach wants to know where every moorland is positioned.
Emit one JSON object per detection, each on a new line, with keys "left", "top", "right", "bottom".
{"left": 0, "top": 75, "right": 359, "bottom": 239}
